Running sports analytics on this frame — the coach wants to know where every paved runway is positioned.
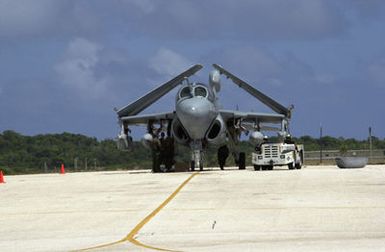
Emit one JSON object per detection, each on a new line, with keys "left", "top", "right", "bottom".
{"left": 1, "top": 165, "right": 385, "bottom": 251}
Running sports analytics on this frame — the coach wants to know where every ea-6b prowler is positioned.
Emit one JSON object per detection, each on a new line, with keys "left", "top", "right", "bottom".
{"left": 116, "top": 64, "right": 293, "bottom": 172}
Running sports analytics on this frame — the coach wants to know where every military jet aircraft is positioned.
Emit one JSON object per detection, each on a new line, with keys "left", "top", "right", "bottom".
{"left": 115, "top": 64, "right": 293, "bottom": 172}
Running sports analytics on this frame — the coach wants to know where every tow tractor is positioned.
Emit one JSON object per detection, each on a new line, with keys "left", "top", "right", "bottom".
{"left": 252, "top": 138, "right": 304, "bottom": 171}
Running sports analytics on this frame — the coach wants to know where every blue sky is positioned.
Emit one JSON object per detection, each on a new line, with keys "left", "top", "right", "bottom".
{"left": 0, "top": 0, "right": 384, "bottom": 139}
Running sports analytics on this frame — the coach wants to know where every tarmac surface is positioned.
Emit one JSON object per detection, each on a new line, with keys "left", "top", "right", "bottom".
{"left": 1, "top": 165, "right": 385, "bottom": 252}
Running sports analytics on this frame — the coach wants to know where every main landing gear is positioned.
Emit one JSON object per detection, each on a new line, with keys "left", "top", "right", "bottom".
{"left": 217, "top": 145, "right": 245, "bottom": 170}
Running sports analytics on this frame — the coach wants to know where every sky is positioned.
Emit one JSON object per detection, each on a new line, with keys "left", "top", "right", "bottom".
{"left": 0, "top": 0, "right": 384, "bottom": 140}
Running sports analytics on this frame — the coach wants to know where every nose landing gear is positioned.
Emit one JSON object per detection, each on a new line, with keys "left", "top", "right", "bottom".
{"left": 190, "top": 140, "right": 204, "bottom": 171}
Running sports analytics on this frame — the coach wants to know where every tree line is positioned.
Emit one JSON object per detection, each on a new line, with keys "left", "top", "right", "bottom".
{"left": 0, "top": 130, "right": 383, "bottom": 174}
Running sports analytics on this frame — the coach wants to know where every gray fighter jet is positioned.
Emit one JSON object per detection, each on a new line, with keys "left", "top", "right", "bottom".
{"left": 116, "top": 64, "right": 293, "bottom": 172}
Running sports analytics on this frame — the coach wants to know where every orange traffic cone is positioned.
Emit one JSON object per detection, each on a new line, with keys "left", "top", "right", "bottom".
{"left": 60, "top": 164, "right": 65, "bottom": 174}
{"left": 0, "top": 170, "right": 5, "bottom": 183}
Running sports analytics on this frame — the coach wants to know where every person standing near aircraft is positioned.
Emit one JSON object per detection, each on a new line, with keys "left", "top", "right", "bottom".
{"left": 218, "top": 145, "right": 229, "bottom": 170}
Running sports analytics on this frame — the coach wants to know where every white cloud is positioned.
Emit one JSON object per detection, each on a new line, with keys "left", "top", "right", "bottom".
{"left": 149, "top": 48, "right": 192, "bottom": 77}
{"left": 54, "top": 38, "right": 109, "bottom": 99}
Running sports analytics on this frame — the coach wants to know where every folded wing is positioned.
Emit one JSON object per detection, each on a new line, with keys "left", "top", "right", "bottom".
{"left": 117, "top": 64, "right": 203, "bottom": 118}
{"left": 213, "top": 64, "right": 292, "bottom": 118}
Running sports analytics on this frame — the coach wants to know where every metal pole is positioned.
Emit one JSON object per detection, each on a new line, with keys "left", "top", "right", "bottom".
{"left": 369, "top": 127, "right": 372, "bottom": 163}
{"left": 319, "top": 125, "right": 322, "bottom": 164}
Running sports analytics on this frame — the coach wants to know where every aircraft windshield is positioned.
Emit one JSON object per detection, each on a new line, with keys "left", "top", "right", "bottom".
{"left": 194, "top": 86, "right": 207, "bottom": 97}
{"left": 180, "top": 87, "right": 191, "bottom": 98}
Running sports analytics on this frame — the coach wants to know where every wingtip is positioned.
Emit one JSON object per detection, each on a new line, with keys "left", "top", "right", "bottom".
{"left": 212, "top": 64, "right": 225, "bottom": 74}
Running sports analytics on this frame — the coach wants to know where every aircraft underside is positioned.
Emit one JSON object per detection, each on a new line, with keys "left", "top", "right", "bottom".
{"left": 143, "top": 120, "right": 245, "bottom": 172}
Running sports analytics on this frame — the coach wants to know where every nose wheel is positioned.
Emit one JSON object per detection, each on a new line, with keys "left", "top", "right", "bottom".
{"left": 191, "top": 161, "right": 203, "bottom": 171}
{"left": 191, "top": 149, "right": 204, "bottom": 171}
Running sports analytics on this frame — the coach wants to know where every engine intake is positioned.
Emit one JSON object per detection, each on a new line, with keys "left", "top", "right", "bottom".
{"left": 171, "top": 119, "right": 190, "bottom": 144}
{"left": 206, "top": 115, "right": 226, "bottom": 145}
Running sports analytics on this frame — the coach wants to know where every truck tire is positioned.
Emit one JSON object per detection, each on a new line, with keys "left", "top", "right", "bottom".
{"left": 295, "top": 151, "right": 303, "bottom": 169}
{"left": 288, "top": 162, "right": 294, "bottom": 170}
{"left": 254, "top": 165, "right": 261, "bottom": 171}
{"left": 190, "top": 161, "right": 195, "bottom": 171}
{"left": 238, "top": 152, "right": 246, "bottom": 170}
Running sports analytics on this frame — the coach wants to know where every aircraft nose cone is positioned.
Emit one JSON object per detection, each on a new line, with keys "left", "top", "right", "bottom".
{"left": 176, "top": 97, "right": 217, "bottom": 139}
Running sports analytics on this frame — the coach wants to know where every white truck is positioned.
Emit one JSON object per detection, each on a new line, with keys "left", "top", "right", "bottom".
{"left": 252, "top": 142, "right": 304, "bottom": 171}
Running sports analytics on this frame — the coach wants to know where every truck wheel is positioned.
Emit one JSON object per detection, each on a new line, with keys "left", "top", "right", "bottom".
{"left": 238, "top": 152, "right": 246, "bottom": 170}
{"left": 288, "top": 162, "right": 294, "bottom": 170}
{"left": 268, "top": 165, "right": 273, "bottom": 170}
{"left": 254, "top": 165, "right": 261, "bottom": 171}
{"left": 190, "top": 161, "right": 195, "bottom": 171}
{"left": 295, "top": 151, "right": 303, "bottom": 169}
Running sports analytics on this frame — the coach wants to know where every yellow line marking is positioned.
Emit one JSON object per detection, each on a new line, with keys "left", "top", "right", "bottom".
{"left": 75, "top": 172, "right": 198, "bottom": 252}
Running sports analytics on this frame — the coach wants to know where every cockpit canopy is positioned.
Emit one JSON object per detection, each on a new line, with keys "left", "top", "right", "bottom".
{"left": 178, "top": 84, "right": 208, "bottom": 100}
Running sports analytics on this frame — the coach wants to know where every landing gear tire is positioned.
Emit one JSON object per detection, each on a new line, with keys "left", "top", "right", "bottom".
{"left": 190, "top": 161, "right": 195, "bottom": 171}
{"left": 238, "top": 152, "right": 246, "bottom": 170}
{"left": 152, "top": 154, "right": 161, "bottom": 173}
{"left": 254, "top": 165, "right": 261, "bottom": 171}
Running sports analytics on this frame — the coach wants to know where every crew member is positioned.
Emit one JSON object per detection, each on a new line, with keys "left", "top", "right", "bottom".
{"left": 218, "top": 145, "right": 229, "bottom": 170}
